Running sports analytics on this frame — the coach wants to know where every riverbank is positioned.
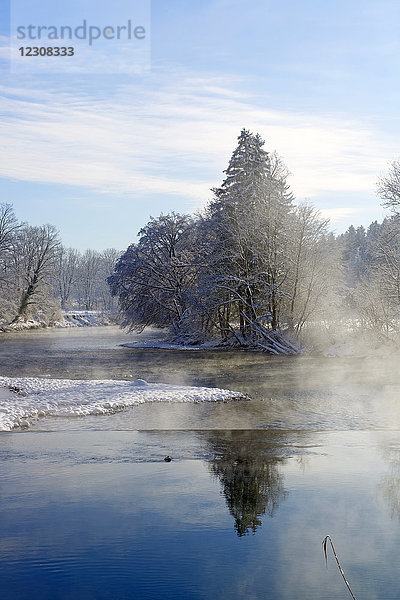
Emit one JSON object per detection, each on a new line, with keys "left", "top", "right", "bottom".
{"left": 0, "top": 375, "right": 247, "bottom": 431}
{"left": 0, "top": 310, "right": 118, "bottom": 332}
{"left": 4, "top": 315, "right": 398, "bottom": 359}
{"left": 1, "top": 327, "right": 400, "bottom": 432}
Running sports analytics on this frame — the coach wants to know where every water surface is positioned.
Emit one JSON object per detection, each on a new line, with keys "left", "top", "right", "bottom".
{"left": 1, "top": 326, "right": 399, "bottom": 431}
{"left": 1, "top": 430, "right": 400, "bottom": 600}
{"left": 1, "top": 327, "right": 400, "bottom": 599}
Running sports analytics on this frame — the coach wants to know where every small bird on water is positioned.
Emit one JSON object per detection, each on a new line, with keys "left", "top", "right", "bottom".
{"left": 164, "top": 456, "right": 172, "bottom": 462}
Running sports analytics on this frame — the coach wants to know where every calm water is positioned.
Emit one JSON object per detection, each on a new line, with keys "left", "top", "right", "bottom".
{"left": 1, "top": 327, "right": 400, "bottom": 599}
{"left": 1, "top": 326, "right": 400, "bottom": 431}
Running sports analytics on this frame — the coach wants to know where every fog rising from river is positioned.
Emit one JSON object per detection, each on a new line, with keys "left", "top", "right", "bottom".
{"left": 1, "top": 326, "right": 399, "bottom": 431}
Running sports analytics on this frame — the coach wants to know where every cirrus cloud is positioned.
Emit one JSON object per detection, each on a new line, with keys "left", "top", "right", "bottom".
{"left": 0, "top": 69, "right": 397, "bottom": 211}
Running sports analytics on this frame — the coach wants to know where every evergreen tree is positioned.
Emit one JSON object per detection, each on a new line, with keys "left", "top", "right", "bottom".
{"left": 197, "top": 129, "right": 297, "bottom": 351}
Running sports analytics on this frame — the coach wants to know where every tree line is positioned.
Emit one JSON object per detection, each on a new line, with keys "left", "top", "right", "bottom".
{"left": 109, "top": 129, "right": 400, "bottom": 352}
{"left": 338, "top": 215, "right": 400, "bottom": 338}
{"left": 0, "top": 204, "right": 119, "bottom": 328}
{"left": 109, "top": 129, "right": 338, "bottom": 353}
{"left": 4, "top": 128, "right": 400, "bottom": 348}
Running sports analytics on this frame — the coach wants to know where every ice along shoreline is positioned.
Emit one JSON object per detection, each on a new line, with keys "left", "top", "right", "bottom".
{"left": 0, "top": 376, "right": 249, "bottom": 431}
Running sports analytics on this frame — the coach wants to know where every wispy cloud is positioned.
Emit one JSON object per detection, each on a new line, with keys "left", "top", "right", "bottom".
{"left": 0, "top": 70, "right": 397, "bottom": 208}
{"left": 319, "top": 207, "right": 363, "bottom": 221}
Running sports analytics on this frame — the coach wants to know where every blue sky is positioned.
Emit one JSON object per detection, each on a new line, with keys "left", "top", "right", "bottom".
{"left": 1, "top": 0, "right": 400, "bottom": 250}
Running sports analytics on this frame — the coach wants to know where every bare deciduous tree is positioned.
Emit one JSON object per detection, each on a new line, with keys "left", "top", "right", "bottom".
{"left": 378, "top": 160, "right": 400, "bottom": 211}
{"left": 287, "top": 204, "right": 333, "bottom": 334}
{"left": 56, "top": 246, "right": 81, "bottom": 309}
{"left": 0, "top": 203, "right": 21, "bottom": 254}
{"left": 108, "top": 213, "right": 197, "bottom": 331}
{"left": 11, "top": 224, "right": 60, "bottom": 323}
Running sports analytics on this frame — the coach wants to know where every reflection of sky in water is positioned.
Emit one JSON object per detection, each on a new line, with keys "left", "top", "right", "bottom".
{"left": 2, "top": 430, "right": 400, "bottom": 599}
{"left": 2, "top": 330, "right": 400, "bottom": 597}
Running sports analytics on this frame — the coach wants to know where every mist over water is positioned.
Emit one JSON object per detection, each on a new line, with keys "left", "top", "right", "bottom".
{"left": 2, "top": 327, "right": 400, "bottom": 599}
{"left": 0, "top": 326, "right": 399, "bottom": 431}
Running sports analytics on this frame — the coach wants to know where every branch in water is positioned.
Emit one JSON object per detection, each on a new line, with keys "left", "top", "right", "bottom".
{"left": 322, "top": 535, "right": 357, "bottom": 600}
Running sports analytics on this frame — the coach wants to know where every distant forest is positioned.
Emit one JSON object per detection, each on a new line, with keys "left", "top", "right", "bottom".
{"left": 2, "top": 128, "right": 400, "bottom": 351}
{"left": 0, "top": 205, "right": 119, "bottom": 328}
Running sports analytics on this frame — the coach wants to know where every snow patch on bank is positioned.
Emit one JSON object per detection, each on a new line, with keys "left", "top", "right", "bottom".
{"left": 0, "top": 376, "right": 247, "bottom": 431}
{"left": 57, "top": 311, "right": 116, "bottom": 328}
{"left": 1, "top": 311, "right": 117, "bottom": 332}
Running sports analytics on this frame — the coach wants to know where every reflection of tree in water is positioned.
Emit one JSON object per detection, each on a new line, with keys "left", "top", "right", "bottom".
{"left": 204, "top": 431, "right": 289, "bottom": 536}
{"left": 380, "top": 444, "right": 400, "bottom": 519}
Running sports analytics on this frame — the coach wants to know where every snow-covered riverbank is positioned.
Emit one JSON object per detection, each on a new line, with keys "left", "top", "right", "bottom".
{"left": 58, "top": 311, "right": 117, "bottom": 328}
{"left": 1, "top": 310, "right": 118, "bottom": 332}
{"left": 0, "top": 376, "right": 248, "bottom": 431}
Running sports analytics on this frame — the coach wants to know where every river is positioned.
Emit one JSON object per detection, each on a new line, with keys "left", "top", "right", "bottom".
{"left": 0, "top": 325, "right": 399, "bottom": 431}
{"left": 1, "top": 326, "right": 400, "bottom": 599}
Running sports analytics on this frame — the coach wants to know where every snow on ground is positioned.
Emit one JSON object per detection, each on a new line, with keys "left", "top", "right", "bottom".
{"left": 0, "top": 377, "right": 247, "bottom": 431}
{"left": 57, "top": 311, "right": 116, "bottom": 328}
{"left": 1, "top": 311, "right": 117, "bottom": 332}
{"left": 2, "top": 318, "right": 49, "bottom": 331}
